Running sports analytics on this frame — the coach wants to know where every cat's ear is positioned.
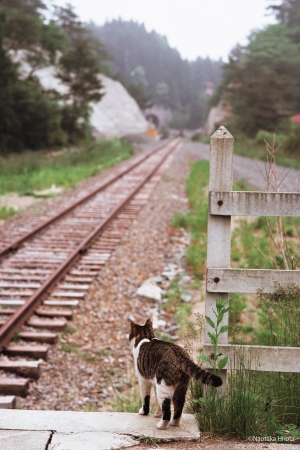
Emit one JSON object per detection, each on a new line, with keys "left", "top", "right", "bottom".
{"left": 145, "top": 318, "right": 153, "bottom": 327}
{"left": 128, "top": 318, "right": 134, "bottom": 326}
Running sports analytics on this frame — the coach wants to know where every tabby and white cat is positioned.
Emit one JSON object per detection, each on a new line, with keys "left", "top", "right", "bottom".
{"left": 129, "top": 318, "right": 222, "bottom": 430}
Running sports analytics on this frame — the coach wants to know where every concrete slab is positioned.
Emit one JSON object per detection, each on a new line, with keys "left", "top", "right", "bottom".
{"left": 49, "top": 431, "right": 138, "bottom": 450}
{"left": 0, "top": 395, "right": 15, "bottom": 409}
{"left": 0, "top": 410, "right": 298, "bottom": 450}
{"left": 0, "top": 430, "right": 51, "bottom": 450}
{"left": 0, "top": 410, "right": 200, "bottom": 447}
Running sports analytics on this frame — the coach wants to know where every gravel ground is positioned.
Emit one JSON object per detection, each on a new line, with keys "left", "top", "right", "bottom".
{"left": 3, "top": 139, "right": 300, "bottom": 447}
{"left": 129, "top": 437, "right": 300, "bottom": 450}
{"left": 14, "top": 140, "right": 300, "bottom": 413}
{"left": 130, "top": 439, "right": 300, "bottom": 450}
{"left": 17, "top": 140, "right": 205, "bottom": 411}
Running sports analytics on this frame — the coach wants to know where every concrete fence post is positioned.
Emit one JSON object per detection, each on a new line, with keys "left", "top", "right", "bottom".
{"left": 204, "top": 126, "right": 234, "bottom": 388}
{"left": 202, "top": 126, "right": 300, "bottom": 378}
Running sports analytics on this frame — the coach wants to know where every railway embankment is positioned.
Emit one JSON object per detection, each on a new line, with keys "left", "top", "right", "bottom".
{"left": 1, "top": 139, "right": 300, "bottom": 449}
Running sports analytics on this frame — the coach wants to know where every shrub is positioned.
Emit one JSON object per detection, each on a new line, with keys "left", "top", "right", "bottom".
{"left": 284, "top": 124, "right": 300, "bottom": 155}
{"left": 255, "top": 130, "right": 287, "bottom": 148}
{"left": 0, "top": 79, "right": 67, "bottom": 154}
{"left": 190, "top": 133, "right": 201, "bottom": 142}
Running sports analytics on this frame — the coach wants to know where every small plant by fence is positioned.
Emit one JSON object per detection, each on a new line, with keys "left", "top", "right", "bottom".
{"left": 203, "top": 126, "right": 300, "bottom": 384}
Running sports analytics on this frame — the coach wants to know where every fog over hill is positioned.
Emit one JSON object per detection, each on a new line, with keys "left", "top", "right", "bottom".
{"left": 89, "top": 20, "right": 223, "bottom": 129}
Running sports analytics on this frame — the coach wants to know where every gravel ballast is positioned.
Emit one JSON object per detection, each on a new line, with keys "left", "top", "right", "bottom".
{"left": 16, "top": 140, "right": 205, "bottom": 411}
{"left": 4, "top": 139, "right": 300, "bottom": 414}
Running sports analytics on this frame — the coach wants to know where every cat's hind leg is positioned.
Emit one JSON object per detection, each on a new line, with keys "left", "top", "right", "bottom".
{"left": 170, "top": 383, "right": 188, "bottom": 427}
{"left": 138, "top": 377, "right": 152, "bottom": 415}
{"left": 156, "top": 397, "right": 171, "bottom": 430}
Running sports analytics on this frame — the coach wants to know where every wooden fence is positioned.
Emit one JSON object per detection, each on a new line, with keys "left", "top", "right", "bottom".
{"left": 203, "top": 126, "right": 300, "bottom": 382}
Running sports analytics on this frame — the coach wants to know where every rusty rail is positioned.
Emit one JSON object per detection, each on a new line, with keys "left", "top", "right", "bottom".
{"left": 0, "top": 138, "right": 181, "bottom": 350}
{"left": 0, "top": 138, "right": 176, "bottom": 259}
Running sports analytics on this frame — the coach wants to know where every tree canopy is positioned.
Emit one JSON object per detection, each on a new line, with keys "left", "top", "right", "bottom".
{"left": 0, "top": 0, "right": 109, "bottom": 152}
{"left": 212, "top": 0, "right": 300, "bottom": 136}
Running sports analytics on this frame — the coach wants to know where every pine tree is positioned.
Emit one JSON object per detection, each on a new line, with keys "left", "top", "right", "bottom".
{"left": 54, "top": 5, "right": 109, "bottom": 142}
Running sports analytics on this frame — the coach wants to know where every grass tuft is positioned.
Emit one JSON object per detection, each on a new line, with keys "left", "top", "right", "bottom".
{"left": 0, "top": 206, "right": 18, "bottom": 221}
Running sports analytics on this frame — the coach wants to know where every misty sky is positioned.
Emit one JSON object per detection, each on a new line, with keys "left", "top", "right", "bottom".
{"left": 51, "top": 0, "right": 276, "bottom": 61}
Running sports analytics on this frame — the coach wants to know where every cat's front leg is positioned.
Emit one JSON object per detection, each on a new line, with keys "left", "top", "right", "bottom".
{"left": 138, "top": 377, "right": 152, "bottom": 415}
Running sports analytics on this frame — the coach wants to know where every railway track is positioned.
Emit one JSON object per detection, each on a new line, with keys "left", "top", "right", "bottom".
{"left": 0, "top": 137, "right": 181, "bottom": 408}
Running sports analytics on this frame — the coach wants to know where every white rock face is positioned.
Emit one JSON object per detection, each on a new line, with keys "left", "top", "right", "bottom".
{"left": 28, "top": 65, "right": 148, "bottom": 138}
{"left": 202, "top": 100, "right": 231, "bottom": 137}
{"left": 33, "top": 65, "right": 69, "bottom": 95}
{"left": 91, "top": 75, "right": 148, "bottom": 138}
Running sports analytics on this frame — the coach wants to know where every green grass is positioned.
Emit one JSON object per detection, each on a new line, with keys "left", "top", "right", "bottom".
{"left": 229, "top": 293, "right": 247, "bottom": 327}
{"left": 190, "top": 368, "right": 300, "bottom": 441}
{"left": 255, "top": 283, "right": 300, "bottom": 348}
{"left": 60, "top": 343, "right": 80, "bottom": 354}
{"left": 161, "top": 278, "right": 193, "bottom": 336}
{"left": 0, "top": 138, "right": 134, "bottom": 196}
{"left": 173, "top": 156, "right": 300, "bottom": 440}
{"left": 111, "top": 369, "right": 156, "bottom": 414}
{"left": 0, "top": 206, "right": 18, "bottom": 220}
{"left": 137, "top": 435, "right": 158, "bottom": 447}
{"left": 188, "top": 313, "right": 300, "bottom": 442}
{"left": 112, "top": 383, "right": 142, "bottom": 413}
{"left": 84, "top": 404, "right": 98, "bottom": 412}
{"left": 231, "top": 214, "right": 300, "bottom": 271}
{"left": 171, "top": 160, "right": 209, "bottom": 279}
{"left": 12, "top": 330, "right": 21, "bottom": 343}
{"left": 60, "top": 323, "right": 77, "bottom": 338}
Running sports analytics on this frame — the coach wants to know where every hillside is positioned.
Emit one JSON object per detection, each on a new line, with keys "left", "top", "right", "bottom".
{"left": 88, "top": 20, "right": 223, "bottom": 129}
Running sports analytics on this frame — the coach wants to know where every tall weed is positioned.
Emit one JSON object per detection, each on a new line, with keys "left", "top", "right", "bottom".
{"left": 256, "top": 283, "right": 300, "bottom": 347}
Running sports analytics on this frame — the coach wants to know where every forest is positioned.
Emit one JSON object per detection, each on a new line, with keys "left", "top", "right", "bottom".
{"left": 0, "top": 0, "right": 110, "bottom": 153}
{"left": 2, "top": 0, "right": 300, "bottom": 153}
{"left": 88, "top": 20, "right": 223, "bottom": 129}
{"left": 0, "top": 0, "right": 222, "bottom": 154}
{"left": 211, "top": 0, "right": 300, "bottom": 151}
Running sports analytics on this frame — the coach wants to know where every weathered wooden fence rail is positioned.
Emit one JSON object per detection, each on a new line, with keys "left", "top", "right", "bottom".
{"left": 203, "top": 126, "right": 300, "bottom": 377}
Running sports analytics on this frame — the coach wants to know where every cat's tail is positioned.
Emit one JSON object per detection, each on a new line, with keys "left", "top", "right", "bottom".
{"left": 180, "top": 356, "right": 222, "bottom": 387}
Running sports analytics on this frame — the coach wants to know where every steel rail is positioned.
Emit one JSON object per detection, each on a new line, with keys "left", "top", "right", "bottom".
{"left": 0, "top": 139, "right": 181, "bottom": 350}
{"left": 0, "top": 138, "right": 176, "bottom": 259}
